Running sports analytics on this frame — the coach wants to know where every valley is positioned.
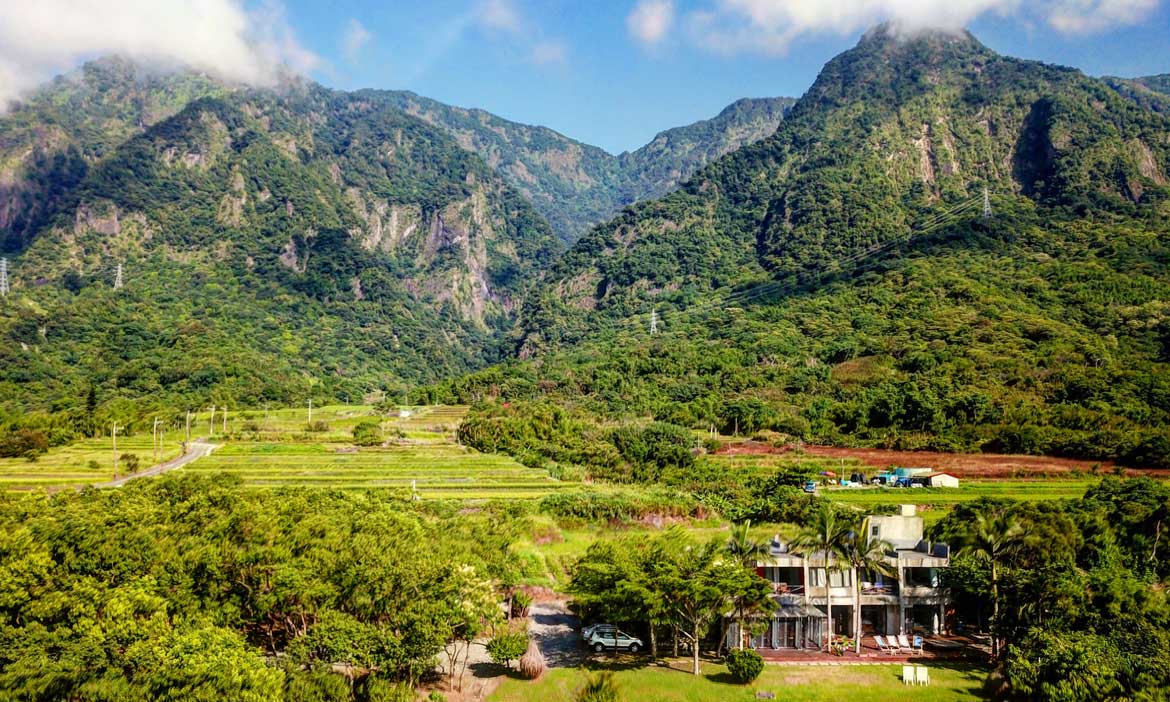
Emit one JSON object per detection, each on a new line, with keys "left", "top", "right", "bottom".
{"left": 0, "top": 17, "right": 1168, "bottom": 702}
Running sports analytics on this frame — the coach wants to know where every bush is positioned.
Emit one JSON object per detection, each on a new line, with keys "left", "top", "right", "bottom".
{"left": 352, "top": 420, "right": 384, "bottom": 447}
{"left": 427, "top": 691, "right": 446, "bottom": 702}
{"left": 725, "top": 648, "right": 764, "bottom": 683}
{"left": 0, "top": 429, "right": 49, "bottom": 459}
{"left": 519, "top": 640, "right": 546, "bottom": 680}
{"left": 511, "top": 590, "right": 533, "bottom": 618}
{"left": 486, "top": 631, "right": 528, "bottom": 670}
{"left": 575, "top": 671, "right": 619, "bottom": 702}
{"left": 305, "top": 420, "right": 330, "bottom": 432}
{"left": 120, "top": 453, "right": 141, "bottom": 472}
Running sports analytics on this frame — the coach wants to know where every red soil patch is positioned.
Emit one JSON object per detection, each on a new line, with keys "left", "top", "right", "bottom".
{"left": 713, "top": 440, "right": 1169, "bottom": 478}
{"left": 799, "top": 445, "right": 1169, "bottom": 479}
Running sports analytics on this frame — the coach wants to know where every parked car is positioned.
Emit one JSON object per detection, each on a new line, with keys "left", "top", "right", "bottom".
{"left": 587, "top": 629, "right": 643, "bottom": 653}
{"left": 581, "top": 623, "right": 615, "bottom": 641}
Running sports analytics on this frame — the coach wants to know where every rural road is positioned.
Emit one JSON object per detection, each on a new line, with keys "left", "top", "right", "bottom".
{"left": 100, "top": 439, "right": 218, "bottom": 488}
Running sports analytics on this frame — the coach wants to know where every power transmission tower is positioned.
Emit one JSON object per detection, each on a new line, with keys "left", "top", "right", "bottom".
{"left": 650, "top": 309, "right": 658, "bottom": 335}
{"left": 114, "top": 263, "right": 123, "bottom": 290}
{"left": 0, "top": 258, "right": 9, "bottom": 297}
{"left": 982, "top": 187, "right": 992, "bottom": 220}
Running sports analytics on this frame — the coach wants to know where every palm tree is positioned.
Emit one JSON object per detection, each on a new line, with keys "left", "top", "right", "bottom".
{"left": 724, "top": 520, "right": 770, "bottom": 649}
{"left": 844, "top": 516, "right": 897, "bottom": 654}
{"left": 726, "top": 520, "right": 769, "bottom": 568}
{"left": 793, "top": 505, "right": 850, "bottom": 652}
{"left": 959, "top": 511, "right": 1025, "bottom": 661}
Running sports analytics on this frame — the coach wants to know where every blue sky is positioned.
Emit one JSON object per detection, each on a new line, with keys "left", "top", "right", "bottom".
{"left": 2, "top": 1, "right": 1167, "bottom": 154}
{"left": 278, "top": 0, "right": 1170, "bottom": 153}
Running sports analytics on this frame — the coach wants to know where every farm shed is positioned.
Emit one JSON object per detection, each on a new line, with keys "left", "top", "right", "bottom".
{"left": 926, "top": 472, "right": 960, "bottom": 488}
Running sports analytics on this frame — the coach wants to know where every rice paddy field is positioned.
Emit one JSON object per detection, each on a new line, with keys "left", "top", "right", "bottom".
{"left": 178, "top": 404, "right": 575, "bottom": 498}
{"left": 0, "top": 433, "right": 183, "bottom": 489}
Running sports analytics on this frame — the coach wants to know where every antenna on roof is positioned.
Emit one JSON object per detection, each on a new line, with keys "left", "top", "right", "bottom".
{"left": 982, "top": 187, "right": 992, "bottom": 220}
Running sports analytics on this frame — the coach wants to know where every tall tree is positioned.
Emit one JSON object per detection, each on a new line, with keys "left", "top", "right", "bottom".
{"left": 793, "top": 505, "right": 850, "bottom": 651}
{"left": 726, "top": 520, "right": 768, "bottom": 568}
{"left": 959, "top": 512, "right": 1025, "bottom": 660}
{"left": 843, "top": 516, "right": 897, "bottom": 654}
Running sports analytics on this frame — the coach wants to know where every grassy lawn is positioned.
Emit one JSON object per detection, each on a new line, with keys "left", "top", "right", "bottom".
{"left": 489, "top": 662, "right": 988, "bottom": 702}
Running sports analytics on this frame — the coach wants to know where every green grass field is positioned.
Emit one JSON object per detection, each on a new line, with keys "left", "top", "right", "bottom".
{"left": 0, "top": 433, "right": 183, "bottom": 489}
{"left": 488, "top": 662, "right": 987, "bottom": 702}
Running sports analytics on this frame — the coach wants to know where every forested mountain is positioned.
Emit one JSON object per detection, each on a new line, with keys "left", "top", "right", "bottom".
{"left": 0, "top": 60, "right": 561, "bottom": 420}
{"left": 381, "top": 91, "right": 793, "bottom": 243}
{"left": 434, "top": 26, "right": 1170, "bottom": 469}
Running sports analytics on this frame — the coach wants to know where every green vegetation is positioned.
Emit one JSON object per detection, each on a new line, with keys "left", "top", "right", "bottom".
{"left": 723, "top": 649, "right": 764, "bottom": 683}
{"left": 0, "top": 475, "right": 525, "bottom": 701}
{"left": 490, "top": 664, "right": 987, "bottom": 702}
{"left": 381, "top": 92, "right": 793, "bottom": 244}
{"left": 0, "top": 433, "right": 180, "bottom": 488}
{"left": 428, "top": 28, "right": 1170, "bottom": 476}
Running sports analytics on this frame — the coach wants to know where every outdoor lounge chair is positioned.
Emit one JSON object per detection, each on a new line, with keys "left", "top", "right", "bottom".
{"left": 898, "top": 634, "right": 914, "bottom": 652}
{"left": 912, "top": 635, "right": 925, "bottom": 653}
{"left": 886, "top": 635, "right": 903, "bottom": 653}
{"left": 902, "top": 665, "right": 916, "bottom": 685}
{"left": 916, "top": 666, "right": 930, "bottom": 686}
{"left": 874, "top": 635, "right": 892, "bottom": 654}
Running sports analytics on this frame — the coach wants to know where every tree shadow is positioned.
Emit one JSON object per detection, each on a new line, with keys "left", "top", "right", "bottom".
{"left": 703, "top": 671, "right": 743, "bottom": 685}
{"left": 468, "top": 661, "right": 525, "bottom": 680}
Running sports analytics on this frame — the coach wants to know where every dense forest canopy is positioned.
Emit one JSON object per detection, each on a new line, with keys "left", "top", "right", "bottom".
{"left": 432, "top": 27, "right": 1170, "bottom": 469}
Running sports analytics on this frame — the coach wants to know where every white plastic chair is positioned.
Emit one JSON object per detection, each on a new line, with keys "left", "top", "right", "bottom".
{"left": 916, "top": 665, "right": 930, "bottom": 686}
{"left": 902, "top": 665, "right": 916, "bottom": 685}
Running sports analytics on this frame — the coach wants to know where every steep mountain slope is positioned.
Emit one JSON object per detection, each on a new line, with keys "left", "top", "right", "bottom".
{"left": 0, "top": 75, "right": 560, "bottom": 415}
{"left": 0, "top": 58, "right": 227, "bottom": 252}
{"left": 618, "top": 97, "right": 794, "bottom": 199}
{"left": 382, "top": 91, "right": 793, "bottom": 243}
{"left": 435, "top": 26, "right": 1170, "bottom": 469}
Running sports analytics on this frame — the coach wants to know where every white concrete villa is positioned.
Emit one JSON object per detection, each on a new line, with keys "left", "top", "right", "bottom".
{"left": 726, "top": 505, "right": 950, "bottom": 652}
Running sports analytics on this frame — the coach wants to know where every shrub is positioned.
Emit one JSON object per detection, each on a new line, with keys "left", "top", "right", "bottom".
{"left": 486, "top": 631, "right": 528, "bottom": 670}
{"left": 575, "top": 671, "right": 619, "bottom": 702}
{"left": 120, "top": 453, "right": 141, "bottom": 472}
{"left": 0, "top": 429, "right": 49, "bottom": 459}
{"left": 725, "top": 648, "right": 764, "bottom": 683}
{"left": 427, "top": 691, "right": 446, "bottom": 702}
{"left": 519, "top": 640, "right": 546, "bottom": 680}
{"left": 511, "top": 590, "right": 533, "bottom": 618}
{"left": 352, "top": 420, "right": 384, "bottom": 447}
{"left": 305, "top": 420, "right": 330, "bottom": 432}
{"left": 87, "top": 459, "right": 101, "bottom": 470}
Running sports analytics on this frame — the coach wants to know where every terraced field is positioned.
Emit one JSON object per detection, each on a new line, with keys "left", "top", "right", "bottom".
{"left": 0, "top": 434, "right": 183, "bottom": 489}
{"left": 187, "top": 441, "right": 571, "bottom": 497}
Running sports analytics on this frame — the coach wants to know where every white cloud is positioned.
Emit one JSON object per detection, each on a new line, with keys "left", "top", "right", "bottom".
{"left": 530, "top": 40, "right": 568, "bottom": 65}
{"left": 0, "top": 0, "right": 320, "bottom": 107}
{"left": 682, "top": 0, "right": 1161, "bottom": 54}
{"left": 477, "top": 0, "right": 522, "bottom": 32}
{"left": 342, "top": 19, "right": 372, "bottom": 62}
{"left": 627, "top": 0, "right": 676, "bottom": 45}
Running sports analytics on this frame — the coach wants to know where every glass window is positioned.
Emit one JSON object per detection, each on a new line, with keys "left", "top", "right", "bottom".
{"left": 809, "top": 568, "right": 826, "bottom": 587}
{"left": 828, "top": 569, "right": 852, "bottom": 588}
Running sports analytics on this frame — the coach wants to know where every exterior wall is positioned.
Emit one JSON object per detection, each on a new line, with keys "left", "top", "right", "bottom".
{"left": 869, "top": 514, "right": 925, "bottom": 549}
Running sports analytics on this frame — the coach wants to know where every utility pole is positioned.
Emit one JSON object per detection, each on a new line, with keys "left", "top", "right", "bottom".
{"left": 114, "top": 263, "right": 123, "bottom": 290}
{"left": 112, "top": 422, "right": 120, "bottom": 477}
{"left": 208, "top": 405, "right": 216, "bottom": 436}
{"left": 982, "top": 187, "right": 992, "bottom": 220}
{"left": 650, "top": 309, "right": 658, "bottom": 335}
{"left": 0, "top": 257, "right": 9, "bottom": 297}
{"left": 308, "top": 397, "right": 313, "bottom": 424}
{"left": 185, "top": 411, "right": 192, "bottom": 454}
{"left": 153, "top": 417, "right": 161, "bottom": 464}
{"left": 222, "top": 406, "right": 227, "bottom": 434}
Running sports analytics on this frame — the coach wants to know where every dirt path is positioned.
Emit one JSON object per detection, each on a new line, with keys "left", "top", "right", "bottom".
{"left": 529, "top": 600, "right": 583, "bottom": 668}
{"left": 100, "top": 439, "right": 219, "bottom": 487}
